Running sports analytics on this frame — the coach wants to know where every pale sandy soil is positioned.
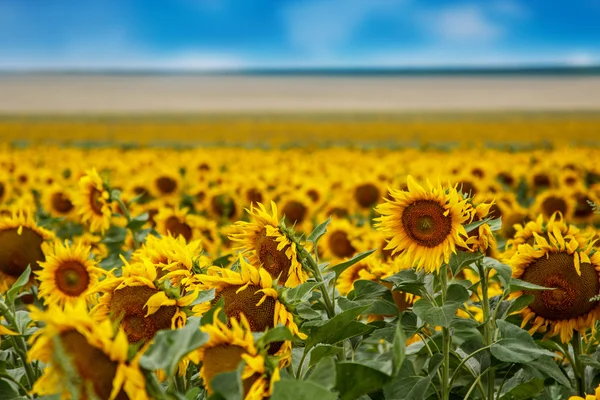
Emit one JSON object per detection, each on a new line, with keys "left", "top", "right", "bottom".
{"left": 0, "top": 74, "right": 599, "bottom": 114}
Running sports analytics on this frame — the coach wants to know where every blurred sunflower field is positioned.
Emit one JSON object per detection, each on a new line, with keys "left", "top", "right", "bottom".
{"left": 3, "top": 115, "right": 600, "bottom": 400}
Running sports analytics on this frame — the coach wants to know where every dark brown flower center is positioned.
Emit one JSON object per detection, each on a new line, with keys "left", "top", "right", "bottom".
{"left": 521, "top": 252, "right": 599, "bottom": 321}
{"left": 533, "top": 173, "right": 551, "bottom": 189}
{"left": 328, "top": 230, "right": 356, "bottom": 258}
{"left": 458, "top": 181, "right": 477, "bottom": 196}
{"left": 55, "top": 260, "right": 90, "bottom": 296}
{"left": 109, "top": 286, "right": 177, "bottom": 343}
{"left": 354, "top": 184, "right": 380, "bottom": 208}
{"left": 246, "top": 188, "right": 263, "bottom": 205}
{"left": 202, "top": 345, "right": 259, "bottom": 395}
{"left": 59, "top": 330, "right": 128, "bottom": 400}
{"left": 307, "top": 189, "right": 320, "bottom": 203}
{"left": 0, "top": 183, "right": 5, "bottom": 201}
{"left": 256, "top": 231, "right": 291, "bottom": 284}
{"left": 218, "top": 285, "right": 275, "bottom": 332}
{"left": 401, "top": 200, "right": 452, "bottom": 248}
{"left": 51, "top": 192, "right": 74, "bottom": 214}
{"left": 0, "top": 227, "right": 45, "bottom": 277}
{"left": 574, "top": 194, "right": 594, "bottom": 219}
{"left": 89, "top": 187, "right": 105, "bottom": 216}
{"left": 282, "top": 201, "right": 307, "bottom": 225}
{"left": 156, "top": 177, "right": 177, "bottom": 195}
{"left": 541, "top": 196, "right": 567, "bottom": 218}
{"left": 165, "top": 216, "right": 192, "bottom": 241}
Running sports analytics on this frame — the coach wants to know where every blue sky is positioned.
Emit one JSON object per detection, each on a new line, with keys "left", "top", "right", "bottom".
{"left": 1, "top": 0, "right": 599, "bottom": 70}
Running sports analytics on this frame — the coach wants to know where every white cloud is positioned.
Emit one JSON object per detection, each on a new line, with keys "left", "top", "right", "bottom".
{"left": 565, "top": 52, "right": 597, "bottom": 67}
{"left": 423, "top": 5, "right": 503, "bottom": 43}
{"left": 281, "top": 0, "right": 404, "bottom": 55}
{"left": 491, "top": 0, "right": 527, "bottom": 19}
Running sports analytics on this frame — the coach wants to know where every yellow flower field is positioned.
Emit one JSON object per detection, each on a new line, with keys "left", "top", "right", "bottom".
{"left": 2, "top": 117, "right": 600, "bottom": 399}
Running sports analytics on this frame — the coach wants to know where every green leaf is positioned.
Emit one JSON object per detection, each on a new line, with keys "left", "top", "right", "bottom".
{"left": 503, "top": 295, "right": 534, "bottom": 318}
{"left": 335, "top": 362, "right": 392, "bottom": 400}
{"left": 308, "top": 357, "right": 336, "bottom": 390}
{"left": 412, "top": 284, "right": 469, "bottom": 328}
{"left": 258, "top": 326, "right": 295, "bottom": 346}
{"left": 139, "top": 317, "right": 208, "bottom": 376}
{"left": 330, "top": 250, "right": 376, "bottom": 277}
{"left": 484, "top": 257, "right": 512, "bottom": 289}
{"left": 6, "top": 266, "right": 31, "bottom": 305}
{"left": 463, "top": 218, "right": 490, "bottom": 234}
{"left": 190, "top": 289, "right": 216, "bottom": 306}
{"left": 209, "top": 363, "right": 243, "bottom": 400}
{"left": 307, "top": 306, "right": 372, "bottom": 347}
{"left": 212, "top": 254, "right": 233, "bottom": 268}
{"left": 309, "top": 345, "right": 344, "bottom": 367}
{"left": 270, "top": 380, "right": 337, "bottom": 400}
{"left": 448, "top": 251, "right": 484, "bottom": 276}
{"left": 383, "top": 376, "right": 432, "bottom": 400}
{"left": 284, "top": 281, "right": 323, "bottom": 304}
{"left": 499, "top": 369, "right": 545, "bottom": 400}
{"left": 491, "top": 320, "right": 556, "bottom": 363}
{"left": 307, "top": 218, "right": 331, "bottom": 244}
{"left": 126, "top": 212, "right": 149, "bottom": 230}
{"left": 392, "top": 320, "right": 406, "bottom": 376}
{"left": 348, "top": 280, "right": 389, "bottom": 301}
{"left": 526, "top": 356, "right": 571, "bottom": 388}
{"left": 200, "top": 297, "right": 226, "bottom": 326}
{"left": 384, "top": 269, "right": 425, "bottom": 296}
{"left": 510, "top": 279, "right": 555, "bottom": 292}
{"left": 578, "top": 354, "right": 600, "bottom": 369}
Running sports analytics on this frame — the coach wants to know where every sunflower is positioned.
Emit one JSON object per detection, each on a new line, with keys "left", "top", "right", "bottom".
{"left": 151, "top": 168, "right": 181, "bottom": 200}
{"left": 279, "top": 195, "right": 313, "bottom": 232}
{"left": 195, "top": 312, "right": 280, "bottom": 400}
{"left": 352, "top": 180, "right": 382, "bottom": 211}
{"left": 74, "top": 168, "right": 112, "bottom": 233}
{"left": 28, "top": 302, "right": 149, "bottom": 400}
{"left": 375, "top": 176, "right": 470, "bottom": 273}
{"left": 42, "top": 184, "right": 76, "bottom": 218}
{"left": 532, "top": 190, "right": 575, "bottom": 221}
{"left": 504, "top": 213, "right": 592, "bottom": 259}
{"left": 229, "top": 202, "right": 307, "bottom": 287}
{"left": 154, "top": 206, "right": 200, "bottom": 242}
{"left": 191, "top": 257, "right": 306, "bottom": 361}
{"left": 36, "top": 240, "right": 105, "bottom": 308}
{"left": 131, "top": 233, "right": 209, "bottom": 288}
{"left": 320, "top": 218, "right": 372, "bottom": 262}
{"left": 91, "top": 259, "right": 196, "bottom": 344}
{"left": 510, "top": 229, "right": 600, "bottom": 343}
{"left": 0, "top": 209, "right": 55, "bottom": 292}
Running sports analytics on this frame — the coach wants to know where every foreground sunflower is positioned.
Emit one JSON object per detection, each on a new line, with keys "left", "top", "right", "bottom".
{"left": 194, "top": 312, "right": 280, "bottom": 400}
{"left": 192, "top": 257, "right": 306, "bottom": 361}
{"left": 91, "top": 259, "right": 195, "bottom": 344}
{"left": 75, "top": 168, "right": 112, "bottom": 233}
{"left": 375, "top": 176, "right": 470, "bottom": 273}
{"left": 28, "top": 302, "right": 149, "bottom": 400}
{"left": 229, "top": 202, "right": 307, "bottom": 287}
{"left": 510, "top": 230, "right": 600, "bottom": 343}
{"left": 0, "top": 209, "right": 55, "bottom": 292}
{"left": 36, "top": 240, "right": 105, "bottom": 308}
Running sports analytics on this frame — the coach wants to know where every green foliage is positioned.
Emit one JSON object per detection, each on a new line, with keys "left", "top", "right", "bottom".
{"left": 140, "top": 317, "right": 209, "bottom": 377}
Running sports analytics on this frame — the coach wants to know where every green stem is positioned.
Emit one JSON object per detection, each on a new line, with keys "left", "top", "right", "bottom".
{"left": 0, "top": 303, "right": 36, "bottom": 389}
{"left": 449, "top": 344, "right": 494, "bottom": 388}
{"left": 573, "top": 331, "right": 586, "bottom": 397}
{"left": 439, "top": 267, "right": 451, "bottom": 400}
{"left": 295, "top": 348, "right": 309, "bottom": 379}
{"left": 478, "top": 261, "right": 495, "bottom": 400}
{"left": 302, "top": 249, "right": 335, "bottom": 318}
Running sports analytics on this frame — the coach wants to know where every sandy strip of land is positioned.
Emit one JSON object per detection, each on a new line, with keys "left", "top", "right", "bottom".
{"left": 0, "top": 74, "right": 599, "bottom": 114}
